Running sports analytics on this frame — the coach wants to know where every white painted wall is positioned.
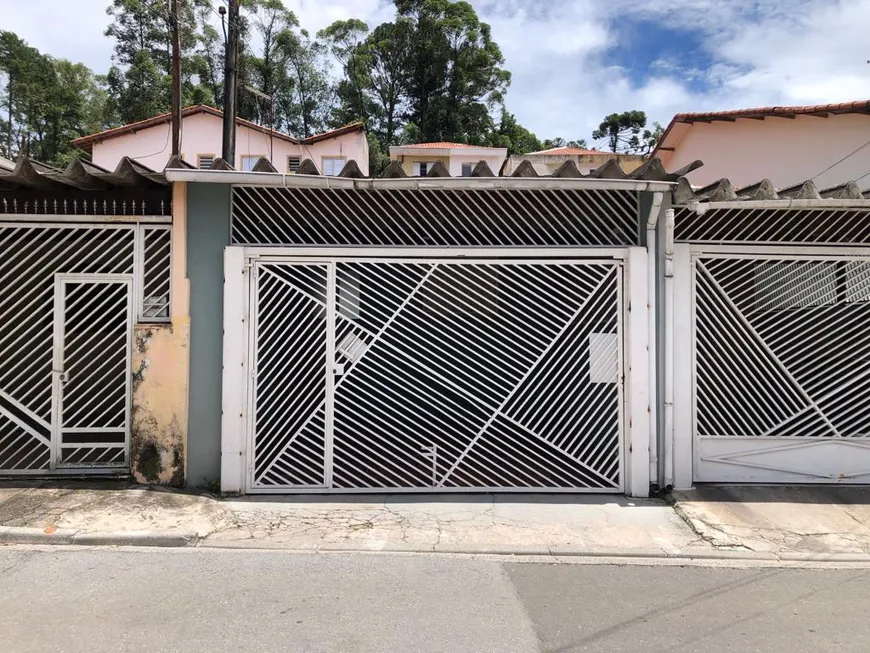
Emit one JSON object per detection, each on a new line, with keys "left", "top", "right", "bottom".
{"left": 445, "top": 153, "right": 506, "bottom": 176}
{"left": 90, "top": 112, "right": 369, "bottom": 175}
{"left": 662, "top": 114, "right": 870, "bottom": 190}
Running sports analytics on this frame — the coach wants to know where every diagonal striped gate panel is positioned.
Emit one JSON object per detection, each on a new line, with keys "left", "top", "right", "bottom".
{"left": 56, "top": 279, "right": 132, "bottom": 467}
{"left": 0, "top": 227, "right": 135, "bottom": 472}
{"left": 695, "top": 256, "right": 870, "bottom": 440}
{"left": 249, "top": 259, "right": 624, "bottom": 492}
{"left": 251, "top": 264, "right": 328, "bottom": 487}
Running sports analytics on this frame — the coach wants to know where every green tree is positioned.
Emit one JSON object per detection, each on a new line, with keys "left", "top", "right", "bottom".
{"left": 277, "top": 28, "right": 333, "bottom": 137}
{"left": 592, "top": 110, "right": 648, "bottom": 153}
{"left": 318, "top": 19, "right": 373, "bottom": 127}
{"left": 104, "top": 0, "right": 216, "bottom": 124}
{"left": 488, "top": 110, "right": 541, "bottom": 155}
{"left": 243, "top": 0, "right": 296, "bottom": 127}
{"left": 395, "top": 0, "right": 510, "bottom": 143}
{"left": 539, "top": 137, "right": 589, "bottom": 150}
{"left": 640, "top": 121, "right": 664, "bottom": 155}
{"left": 365, "top": 20, "right": 412, "bottom": 146}
{"left": 0, "top": 31, "right": 110, "bottom": 165}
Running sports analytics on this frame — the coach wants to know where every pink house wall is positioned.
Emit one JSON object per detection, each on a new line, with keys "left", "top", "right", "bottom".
{"left": 662, "top": 113, "right": 870, "bottom": 190}
{"left": 90, "top": 112, "right": 369, "bottom": 175}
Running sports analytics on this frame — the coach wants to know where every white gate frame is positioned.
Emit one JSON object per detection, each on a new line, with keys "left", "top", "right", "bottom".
{"left": 0, "top": 219, "right": 170, "bottom": 476}
{"left": 51, "top": 274, "right": 134, "bottom": 470}
{"left": 221, "top": 246, "right": 651, "bottom": 497}
{"left": 670, "top": 243, "right": 870, "bottom": 488}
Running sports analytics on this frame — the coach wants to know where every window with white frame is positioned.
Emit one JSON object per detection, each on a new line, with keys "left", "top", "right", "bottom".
{"left": 287, "top": 156, "right": 301, "bottom": 173}
{"left": 461, "top": 162, "right": 473, "bottom": 177}
{"left": 321, "top": 157, "right": 345, "bottom": 176}
{"left": 197, "top": 154, "right": 215, "bottom": 169}
{"left": 414, "top": 162, "right": 429, "bottom": 177}
{"left": 240, "top": 155, "right": 262, "bottom": 171}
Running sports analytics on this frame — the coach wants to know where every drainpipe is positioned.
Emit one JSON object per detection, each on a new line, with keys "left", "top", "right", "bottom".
{"left": 645, "top": 192, "right": 664, "bottom": 491}
{"left": 662, "top": 208, "right": 676, "bottom": 489}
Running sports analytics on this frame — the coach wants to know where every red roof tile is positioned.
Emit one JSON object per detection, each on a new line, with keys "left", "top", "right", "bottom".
{"left": 399, "top": 142, "right": 504, "bottom": 150}
{"left": 71, "top": 105, "right": 364, "bottom": 151}
{"left": 653, "top": 99, "right": 870, "bottom": 159}
{"left": 673, "top": 99, "right": 870, "bottom": 123}
{"left": 527, "top": 146, "right": 603, "bottom": 156}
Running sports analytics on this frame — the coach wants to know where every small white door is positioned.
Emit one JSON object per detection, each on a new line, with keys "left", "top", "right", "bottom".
{"left": 52, "top": 276, "right": 133, "bottom": 469}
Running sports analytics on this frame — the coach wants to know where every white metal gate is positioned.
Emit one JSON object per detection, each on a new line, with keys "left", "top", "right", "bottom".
{"left": 0, "top": 223, "right": 169, "bottom": 474}
{"left": 245, "top": 256, "right": 625, "bottom": 492}
{"left": 52, "top": 276, "right": 133, "bottom": 468}
{"left": 691, "top": 250, "right": 870, "bottom": 483}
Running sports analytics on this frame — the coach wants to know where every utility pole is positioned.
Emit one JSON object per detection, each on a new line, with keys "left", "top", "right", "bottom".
{"left": 170, "top": 0, "right": 182, "bottom": 156}
{"left": 222, "top": 0, "right": 240, "bottom": 167}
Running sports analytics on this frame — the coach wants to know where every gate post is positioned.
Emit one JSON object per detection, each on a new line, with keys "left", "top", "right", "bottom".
{"left": 220, "top": 247, "right": 247, "bottom": 493}
{"left": 670, "top": 243, "right": 694, "bottom": 490}
{"left": 626, "top": 246, "right": 651, "bottom": 497}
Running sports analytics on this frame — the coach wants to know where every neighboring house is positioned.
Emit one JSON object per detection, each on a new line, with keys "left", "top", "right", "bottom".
{"left": 503, "top": 146, "right": 645, "bottom": 176}
{"left": 0, "top": 156, "right": 13, "bottom": 171}
{"left": 71, "top": 105, "right": 369, "bottom": 176}
{"left": 654, "top": 99, "right": 870, "bottom": 190}
{"left": 389, "top": 142, "right": 507, "bottom": 177}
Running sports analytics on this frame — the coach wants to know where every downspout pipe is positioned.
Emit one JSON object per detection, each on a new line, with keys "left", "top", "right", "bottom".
{"left": 645, "top": 192, "right": 664, "bottom": 492}
{"left": 662, "top": 208, "right": 676, "bottom": 489}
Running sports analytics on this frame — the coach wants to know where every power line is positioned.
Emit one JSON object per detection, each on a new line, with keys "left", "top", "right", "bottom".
{"left": 810, "top": 137, "right": 870, "bottom": 182}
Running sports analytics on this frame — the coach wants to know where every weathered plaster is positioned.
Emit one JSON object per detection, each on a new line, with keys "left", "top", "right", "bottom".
{"left": 129, "top": 180, "right": 192, "bottom": 486}
{"left": 131, "top": 322, "right": 190, "bottom": 486}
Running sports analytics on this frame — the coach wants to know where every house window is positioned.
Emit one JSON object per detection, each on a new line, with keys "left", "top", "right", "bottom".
{"left": 414, "top": 162, "right": 429, "bottom": 177}
{"left": 461, "top": 163, "right": 473, "bottom": 177}
{"left": 197, "top": 154, "right": 215, "bottom": 169}
{"left": 240, "top": 155, "right": 263, "bottom": 171}
{"left": 287, "top": 156, "right": 301, "bottom": 173}
{"left": 322, "top": 157, "right": 345, "bottom": 176}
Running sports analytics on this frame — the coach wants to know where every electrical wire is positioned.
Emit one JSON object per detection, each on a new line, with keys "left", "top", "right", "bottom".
{"left": 810, "top": 137, "right": 870, "bottom": 182}
{"left": 131, "top": 119, "right": 172, "bottom": 162}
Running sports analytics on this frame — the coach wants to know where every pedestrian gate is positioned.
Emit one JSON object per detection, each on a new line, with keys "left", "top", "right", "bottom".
{"left": 0, "top": 223, "right": 171, "bottom": 474}
{"left": 692, "top": 251, "right": 870, "bottom": 482}
{"left": 245, "top": 256, "right": 625, "bottom": 492}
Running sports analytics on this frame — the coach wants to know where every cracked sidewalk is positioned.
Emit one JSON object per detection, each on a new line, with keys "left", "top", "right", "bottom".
{"left": 4, "top": 482, "right": 870, "bottom": 560}
{"left": 0, "top": 482, "right": 704, "bottom": 556}
{"left": 671, "top": 486, "right": 870, "bottom": 557}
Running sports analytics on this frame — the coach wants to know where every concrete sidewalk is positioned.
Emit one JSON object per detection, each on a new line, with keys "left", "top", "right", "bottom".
{"left": 207, "top": 494, "right": 704, "bottom": 556}
{"left": 0, "top": 483, "right": 704, "bottom": 556}
{"left": 3, "top": 482, "right": 870, "bottom": 562}
{"left": 672, "top": 486, "right": 870, "bottom": 559}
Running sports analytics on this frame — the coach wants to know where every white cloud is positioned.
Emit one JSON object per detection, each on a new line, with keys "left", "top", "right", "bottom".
{"left": 3, "top": 0, "right": 870, "bottom": 142}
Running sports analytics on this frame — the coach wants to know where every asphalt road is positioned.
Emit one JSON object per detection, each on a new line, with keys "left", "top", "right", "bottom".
{"left": 0, "top": 548, "right": 867, "bottom": 653}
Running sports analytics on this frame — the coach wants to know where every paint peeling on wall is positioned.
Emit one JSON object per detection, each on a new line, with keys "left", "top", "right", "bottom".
{"left": 131, "top": 321, "right": 190, "bottom": 486}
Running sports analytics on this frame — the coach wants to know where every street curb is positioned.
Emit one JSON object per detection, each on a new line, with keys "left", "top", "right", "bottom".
{"left": 71, "top": 530, "right": 198, "bottom": 547}
{"left": 0, "top": 526, "right": 77, "bottom": 545}
{"left": 198, "top": 539, "right": 870, "bottom": 563}
{"left": 0, "top": 527, "right": 197, "bottom": 548}
{"left": 5, "top": 527, "right": 870, "bottom": 564}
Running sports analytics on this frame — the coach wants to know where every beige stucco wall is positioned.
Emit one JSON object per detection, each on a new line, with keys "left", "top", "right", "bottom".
{"left": 504, "top": 154, "right": 645, "bottom": 176}
{"left": 660, "top": 113, "right": 870, "bottom": 190}
{"left": 395, "top": 154, "right": 450, "bottom": 176}
{"left": 393, "top": 151, "right": 507, "bottom": 176}
{"left": 90, "top": 112, "right": 369, "bottom": 175}
{"left": 129, "top": 182, "right": 191, "bottom": 486}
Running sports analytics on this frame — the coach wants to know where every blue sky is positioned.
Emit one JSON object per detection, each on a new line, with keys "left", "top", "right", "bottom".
{"left": 3, "top": 0, "right": 869, "bottom": 145}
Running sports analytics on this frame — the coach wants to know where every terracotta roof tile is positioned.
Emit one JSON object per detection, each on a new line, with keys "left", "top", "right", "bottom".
{"left": 71, "top": 105, "right": 301, "bottom": 150}
{"left": 673, "top": 99, "right": 870, "bottom": 123}
{"left": 400, "top": 142, "right": 504, "bottom": 150}
{"left": 526, "top": 146, "right": 604, "bottom": 156}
